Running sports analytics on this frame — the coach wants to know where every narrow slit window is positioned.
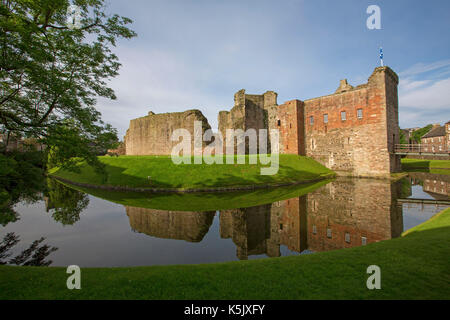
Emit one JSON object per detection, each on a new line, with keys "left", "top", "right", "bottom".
{"left": 277, "top": 120, "right": 281, "bottom": 126}
{"left": 341, "top": 111, "right": 347, "bottom": 121}
{"left": 310, "top": 116, "right": 314, "bottom": 125}
{"left": 324, "top": 114, "right": 328, "bottom": 124}
{"left": 361, "top": 237, "right": 367, "bottom": 246}
{"left": 357, "top": 108, "right": 363, "bottom": 119}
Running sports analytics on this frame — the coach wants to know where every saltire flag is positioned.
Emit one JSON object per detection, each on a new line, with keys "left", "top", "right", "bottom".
{"left": 379, "top": 47, "right": 384, "bottom": 66}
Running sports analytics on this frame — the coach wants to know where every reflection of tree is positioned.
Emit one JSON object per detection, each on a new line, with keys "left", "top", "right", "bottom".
{"left": 45, "top": 179, "right": 89, "bottom": 226}
{"left": 0, "top": 152, "right": 46, "bottom": 226}
{"left": 0, "top": 233, "right": 58, "bottom": 267}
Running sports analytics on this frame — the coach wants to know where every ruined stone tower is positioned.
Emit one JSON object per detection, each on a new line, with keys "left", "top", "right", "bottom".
{"left": 218, "top": 66, "right": 401, "bottom": 178}
{"left": 124, "top": 109, "right": 211, "bottom": 156}
{"left": 218, "top": 90, "right": 278, "bottom": 153}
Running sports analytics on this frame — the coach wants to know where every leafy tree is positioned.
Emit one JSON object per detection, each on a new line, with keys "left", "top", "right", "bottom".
{"left": 399, "top": 130, "right": 407, "bottom": 144}
{"left": 411, "top": 125, "right": 433, "bottom": 143}
{"left": 0, "top": 0, "right": 136, "bottom": 167}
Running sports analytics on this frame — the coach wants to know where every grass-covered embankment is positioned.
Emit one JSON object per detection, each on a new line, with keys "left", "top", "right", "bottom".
{"left": 1, "top": 209, "right": 449, "bottom": 300}
{"left": 49, "top": 155, "right": 335, "bottom": 191}
{"left": 402, "top": 158, "right": 450, "bottom": 175}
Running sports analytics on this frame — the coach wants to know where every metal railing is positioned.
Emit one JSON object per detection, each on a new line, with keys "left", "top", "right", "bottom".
{"left": 394, "top": 144, "right": 449, "bottom": 155}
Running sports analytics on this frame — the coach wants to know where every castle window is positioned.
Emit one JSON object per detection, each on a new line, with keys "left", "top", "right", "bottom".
{"left": 324, "top": 114, "right": 328, "bottom": 124}
{"left": 345, "top": 233, "right": 351, "bottom": 243}
{"left": 327, "top": 228, "right": 332, "bottom": 238}
{"left": 277, "top": 120, "right": 281, "bottom": 126}
{"left": 341, "top": 111, "right": 347, "bottom": 121}
{"left": 361, "top": 237, "right": 367, "bottom": 246}
{"left": 357, "top": 108, "right": 363, "bottom": 119}
{"left": 310, "top": 116, "right": 314, "bottom": 125}
{"left": 313, "top": 225, "right": 317, "bottom": 235}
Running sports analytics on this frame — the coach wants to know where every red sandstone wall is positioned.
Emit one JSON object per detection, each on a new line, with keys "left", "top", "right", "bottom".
{"left": 276, "top": 100, "right": 305, "bottom": 155}
{"left": 276, "top": 67, "right": 401, "bottom": 177}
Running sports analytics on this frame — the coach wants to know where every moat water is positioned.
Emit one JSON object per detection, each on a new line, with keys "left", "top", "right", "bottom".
{"left": 1, "top": 172, "right": 449, "bottom": 267}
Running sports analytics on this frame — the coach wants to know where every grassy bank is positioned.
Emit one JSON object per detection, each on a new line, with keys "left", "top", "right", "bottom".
{"left": 1, "top": 209, "right": 448, "bottom": 300}
{"left": 402, "top": 158, "right": 450, "bottom": 175}
{"left": 49, "top": 155, "right": 335, "bottom": 191}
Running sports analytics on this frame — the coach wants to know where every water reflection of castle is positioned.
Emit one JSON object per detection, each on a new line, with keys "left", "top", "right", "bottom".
{"left": 126, "top": 207, "right": 215, "bottom": 242}
{"left": 220, "top": 179, "right": 404, "bottom": 258}
{"left": 126, "top": 178, "right": 408, "bottom": 260}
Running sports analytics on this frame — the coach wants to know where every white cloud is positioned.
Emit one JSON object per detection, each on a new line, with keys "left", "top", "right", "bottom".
{"left": 399, "top": 59, "right": 450, "bottom": 78}
{"left": 399, "top": 60, "right": 450, "bottom": 128}
{"left": 398, "top": 59, "right": 450, "bottom": 128}
{"left": 399, "top": 79, "right": 431, "bottom": 92}
{"left": 400, "top": 78, "right": 450, "bottom": 110}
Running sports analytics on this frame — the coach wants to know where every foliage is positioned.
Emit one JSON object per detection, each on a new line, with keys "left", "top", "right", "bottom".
{"left": 399, "top": 130, "right": 407, "bottom": 144}
{"left": 0, "top": 0, "right": 136, "bottom": 167}
{"left": 411, "top": 125, "right": 433, "bottom": 143}
{"left": 45, "top": 120, "right": 117, "bottom": 175}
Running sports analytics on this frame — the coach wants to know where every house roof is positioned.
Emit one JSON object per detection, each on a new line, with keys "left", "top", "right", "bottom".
{"left": 422, "top": 126, "right": 446, "bottom": 139}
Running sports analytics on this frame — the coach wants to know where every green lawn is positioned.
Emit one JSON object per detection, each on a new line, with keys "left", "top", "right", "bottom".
{"left": 49, "top": 155, "right": 335, "bottom": 190}
{"left": 1, "top": 208, "right": 449, "bottom": 300}
{"left": 402, "top": 158, "right": 450, "bottom": 175}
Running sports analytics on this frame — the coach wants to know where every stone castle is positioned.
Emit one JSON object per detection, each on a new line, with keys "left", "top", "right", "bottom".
{"left": 121, "top": 66, "right": 401, "bottom": 178}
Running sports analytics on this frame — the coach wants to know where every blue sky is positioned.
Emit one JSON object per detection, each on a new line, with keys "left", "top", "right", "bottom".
{"left": 96, "top": 0, "right": 450, "bottom": 137}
